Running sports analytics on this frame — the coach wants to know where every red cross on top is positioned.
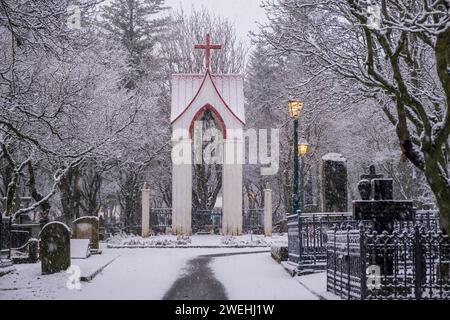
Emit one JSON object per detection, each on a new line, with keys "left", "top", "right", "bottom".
{"left": 195, "top": 33, "right": 222, "bottom": 72}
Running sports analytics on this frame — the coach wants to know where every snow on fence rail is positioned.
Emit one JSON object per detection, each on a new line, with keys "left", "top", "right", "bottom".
{"left": 327, "top": 224, "right": 450, "bottom": 300}
{"left": 287, "top": 210, "right": 441, "bottom": 271}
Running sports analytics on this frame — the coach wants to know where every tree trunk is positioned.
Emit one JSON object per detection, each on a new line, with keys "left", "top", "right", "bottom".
{"left": 59, "top": 166, "right": 81, "bottom": 224}
{"left": 27, "top": 162, "right": 51, "bottom": 222}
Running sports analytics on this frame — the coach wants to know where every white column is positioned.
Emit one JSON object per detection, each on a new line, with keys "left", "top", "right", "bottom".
{"left": 171, "top": 138, "right": 192, "bottom": 235}
{"left": 223, "top": 138, "right": 243, "bottom": 235}
{"left": 264, "top": 188, "right": 272, "bottom": 237}
{"left": 141, "top": 183, "right": 150, "bottom": 238}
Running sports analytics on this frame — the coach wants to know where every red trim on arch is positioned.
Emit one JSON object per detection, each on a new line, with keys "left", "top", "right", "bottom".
{"left": 208, "top": 72, "right": 245, "bottom": 126}
{"left": 189, "top": 104, "right": 227, "bottom": 139}
{"left": 171, "top": 70, "right": 245, "bottom": 126}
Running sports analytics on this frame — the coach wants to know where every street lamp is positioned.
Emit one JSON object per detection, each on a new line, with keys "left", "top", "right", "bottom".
{"left": 298, "top": 139, "right": 309, "bottom": 213}
{"left": 288, "top": 100, "right": 304, "bottom": 215}
{"left": 298, "top": 140, "right": 309, "bottom": 157}
{"left": 288, "top": 100, "right": 304, "bottom": 119}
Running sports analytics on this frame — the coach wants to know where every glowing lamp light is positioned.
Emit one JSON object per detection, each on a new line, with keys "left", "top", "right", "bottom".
{"left": 298, "top": 140, "right": 309, "bottom": 157}
{"left": 288, "top": 100, "right": 304, "bottom": 119}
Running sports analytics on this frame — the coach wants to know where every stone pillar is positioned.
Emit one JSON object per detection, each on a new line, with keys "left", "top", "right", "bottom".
{"left": 320, "top": 153, "right": 348, "bottom": 212}
{"left": 141, "top": 183, "right": 150, "bottom": 238}
{"left": 264, "top": 188, "right": 272, "bottom": 237}
{"left": 171, "top": 138, "right": 192, "bottom": 235}
{"left": 223, "top": 138, "right": 243, "bottom": 235}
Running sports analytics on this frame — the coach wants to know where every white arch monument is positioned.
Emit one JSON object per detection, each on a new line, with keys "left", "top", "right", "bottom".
{"left": 170, "top": 34, "right": 245, "bottom": 236}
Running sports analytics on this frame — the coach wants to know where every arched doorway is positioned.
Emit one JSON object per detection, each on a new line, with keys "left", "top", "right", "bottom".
{"left": 190, "top": 105, "right": 225, "bottom": 234}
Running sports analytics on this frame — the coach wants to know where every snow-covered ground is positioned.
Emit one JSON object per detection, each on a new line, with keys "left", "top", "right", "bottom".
{"left": 295, "top": 272, "right": 341, "bottom": 300}
{"left": 210, "top": 253, "right": 317, "bottom": 300}
{"left": 1, "top": 244, "right": 322, "bottom": 300}
{"left": 107, "top": 233, "right": 287, "bottom": 248}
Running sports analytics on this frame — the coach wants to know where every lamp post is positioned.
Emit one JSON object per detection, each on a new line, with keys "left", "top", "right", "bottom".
{"left": 298, "top": 139, "right": 309, "bottom": 213}
{"left": 288, "top": 100, "right": 304, "bottom": 215}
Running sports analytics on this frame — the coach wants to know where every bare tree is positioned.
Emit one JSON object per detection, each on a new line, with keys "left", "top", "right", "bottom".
{"left": 258, "top": 0, "right": 450, "bottom": 234}
{"left": 0, "top": 0, "right": 137, "bottom": 223}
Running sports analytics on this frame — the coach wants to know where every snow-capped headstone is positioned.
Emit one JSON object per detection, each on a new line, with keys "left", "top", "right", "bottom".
{"left": 73, "top": 216, "right": 99, "bottom": 251}
{"left": 320, "top": 153, "right": 348, "bottom": 212}
{"left": 39, "top": 222, "right": 71, "bottom": 275}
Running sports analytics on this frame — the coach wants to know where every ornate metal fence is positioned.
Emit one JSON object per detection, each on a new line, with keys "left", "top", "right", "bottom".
{"left": 397, "top": 210, "right": 441, "bottom": 232}
{"left": 1, "top": 216, "right": 33, "bottom": 260}
{"left": 242, "top": 209, "right": 264, "bottom": 234}
{"left": 192, "top": 209, "right": 222, "bottom": 234}
{"left": 150, "top": 208, "right": 172, "bottom": 234}
{"left": 298, "top": 212, "right": 354, "bottom": 269}
{"left": 287, "top": 213, "right": 299, "bottom": 263}
{"left": 326, "top": 227, "right": 363, "bottom": 299}
{"left": 327, "top": 225, "right": 450, "bottom": 300}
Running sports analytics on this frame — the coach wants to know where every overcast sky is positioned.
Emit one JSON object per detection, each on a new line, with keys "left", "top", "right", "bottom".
{"left": 164, "top": 0, "right": 268, "bottom": 46}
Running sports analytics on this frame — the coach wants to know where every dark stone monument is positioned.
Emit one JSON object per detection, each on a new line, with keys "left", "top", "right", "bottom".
{"left": 372, "top": 178, "right": 393, "bottom": 200}
{"left": 357, "top": 180, "right": 371, "bottom": 200}
{"left": 39, "top": 222, "right": 71, "bottom": 275}
{"left": 354, "top": 165, "right": 413, "bottom": 233}
{"left": 321, "top": 153, "right": 348, "bottom": 212}
{"left": 353, "top": 165, "right": 415, "bottom": 276}
{"left": 72, "top": 216, "right": 99, "bottom": 251}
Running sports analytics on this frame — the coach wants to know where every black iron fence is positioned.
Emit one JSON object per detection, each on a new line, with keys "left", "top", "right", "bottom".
{"left": 287, "top": 209, "right": 441, "bottom": 270}
{"left": 287, "top": 213, "right": 300, "bottom": 263}
{"left": 151, "top": 208, "right": 172, "bottom": 234}
{"left": 298, "top": 212, "right": 354, "bottom": 269}
{"left": 397, "top": 210, "right": 441, "bottom": 232}
{"left": 192, "top": 209, "right": 222, "bottom": 234}
{"left": 327, "top": 224, "right": 450, "bottom": 300}
{"left": 1, "top": 216, "right": 33, "bottom": 260}
{"left": 287, "top": 211, "right": 357, "bottom": 267}
{"left": 105, "top": 207, "right": 264, "bottom": 236}
{"left": 243, "top": 209, "right": 264, "bottom": 234}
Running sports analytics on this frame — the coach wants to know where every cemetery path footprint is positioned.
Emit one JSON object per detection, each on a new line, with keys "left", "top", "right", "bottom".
{"left": 162, "top": 251, "right": 268, "bottom": 300}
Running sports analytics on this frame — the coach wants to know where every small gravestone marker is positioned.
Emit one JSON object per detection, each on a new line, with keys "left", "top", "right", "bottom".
{"left": 73, "top": 216, "right": 99, "bottom": 252}
{"left": 39, "top": 222, "right": 71, "bottom": 275}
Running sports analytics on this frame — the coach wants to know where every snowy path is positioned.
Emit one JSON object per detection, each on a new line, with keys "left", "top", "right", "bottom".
{"left": 210, "top": 253, "right": 318, "bottom": 300}
{"left": 163, "top": 255, "right": 228, "bottom": 300}
{"left": 0, "top": 248, "right": 319, "bottom": 300}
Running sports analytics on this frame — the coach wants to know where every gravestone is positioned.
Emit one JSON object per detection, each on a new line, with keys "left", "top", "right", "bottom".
{"left": 73, "top": 216, "right": 99, "bottom": 251}
{"left": 321, "top": 153, "right": 348, "bottom": 212}
{"left": 353, "top": 165, "right": 414, "bottom": 276}
{"left": 39, "top": 222, "right": 71, "bottom": 275}
{"left": 353, "top": 165, "right": 413, "bottom": 233}
{"left": 372, "top": 178, "right": 393, "bottom": 200}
